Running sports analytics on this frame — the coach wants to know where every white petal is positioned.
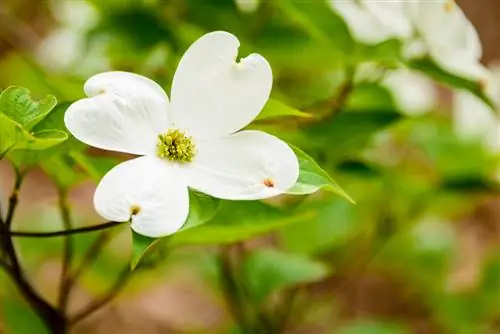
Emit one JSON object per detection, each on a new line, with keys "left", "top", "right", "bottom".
{"left": 430, "top": 49, "right": 489, "bottom": 81}
{"left": 454, "top": 91, "right": 500, "bottom": 153}
{"left": 330, "top": 0, "right": 411, "bottom": 44}
{"left": 94, "top": 156, "right": 189, "bottom": 238}
{"left": 170, "top": 31, "right": 272, "bottom": 140}
{"left": 65, "top": 71, "right": 170, "bottom": 155}
{"left": 185, "top": 130, "right": 299, "bottom": 200}
{"left": 406, "top": 1, "right": 483, "bottom": 63}
{"left": 382, "top": 70, "right": 436, "bottom": 116}
{"left": 362, "top": 1, "right": 412, "bottom": 39}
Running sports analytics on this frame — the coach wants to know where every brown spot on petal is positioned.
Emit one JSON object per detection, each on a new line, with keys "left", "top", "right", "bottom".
{"left": 130, "top": 205, "right": 141, "bottom": 216}
{"left": 263, "top": 178, "right": 275, "bottom": 188}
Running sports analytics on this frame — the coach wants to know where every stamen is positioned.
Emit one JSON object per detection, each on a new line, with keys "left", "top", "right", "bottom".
{"left": 157, "top": 129, "right": 196, "bottom": 163}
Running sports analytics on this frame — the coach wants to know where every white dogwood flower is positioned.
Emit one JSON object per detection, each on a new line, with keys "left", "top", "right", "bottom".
{"left": 329, "top": 0, "right": 412, "bottom": 44}
{"left": 454, "top": 65, "right": 500, "bottom": 153}
{"left": 65, "top": 31, "right": 299, "bottom": 238}
{"left": 405, "top": 0, "right": 487, "bottom": 81}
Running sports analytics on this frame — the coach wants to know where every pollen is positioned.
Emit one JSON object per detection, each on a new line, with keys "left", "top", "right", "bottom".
{"left": 263, "top": 178, "right": 275, "bottom": 188}
{"left": 130, "top": 205, "right": 141, "bottom": 216}
{"left": 444, "top": 0, "right": 455, "bottom": 12}
{"left": 157, "top": 129, "right": 196, "bottom": 163}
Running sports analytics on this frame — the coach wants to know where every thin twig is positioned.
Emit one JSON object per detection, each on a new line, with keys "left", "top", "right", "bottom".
{"left": 70, "top": 266, "right": 132, "bottom": 325}
{"left": 57, "top": 191, "right": 74, "bottom": 312}
{"left": 4, "top": 221, "right": 126, "bottom": 238}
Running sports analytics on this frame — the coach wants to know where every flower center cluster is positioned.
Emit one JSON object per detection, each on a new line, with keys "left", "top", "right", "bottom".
{"left": 156, "top": 129, "right": 196, "bottom": 163}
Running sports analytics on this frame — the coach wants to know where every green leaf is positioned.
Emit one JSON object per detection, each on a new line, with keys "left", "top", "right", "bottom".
{"left": 287, "top": 145, "right": 354, "bottom": 203}
{"left": 0, "top": 86, "right": 57, "bottom": 130}
{"left": 256, "top": 99, "right": 312, "bottom": 120}
{"left": 131, "top": 230, "right": 159, "bottom": 270}
{"left": 169, "top": 201, "right": 316, "bottom": 247}
{"left": 181, "top": 190, "right": 221, "bottom": 231}
{"left": 132, "top": 191, "right": 220, "bottom": 267}
{"left": 409, "top": 57, "right": 495, "bottom": 110}
{"left": 0, "top": 114, "right": 67, "bottom": 155}
{"left": 242, "top": 248, "right": 330, "bottom": 303}
{"left": 0, "top": 113, "right": 27, "bottom": 154}
{"left": 7, "top": 102, "right": 81, "bottom": 167}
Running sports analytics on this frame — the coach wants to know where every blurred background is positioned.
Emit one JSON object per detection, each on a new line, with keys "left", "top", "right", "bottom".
{"left": 1, "top": 0, "right": 500, "bottom": 333}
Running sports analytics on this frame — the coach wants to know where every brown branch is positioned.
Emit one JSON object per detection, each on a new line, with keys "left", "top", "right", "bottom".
{"left": 1, "top": 171, "right": 67, "bottom": 333}
{"left": 4, "top": 221, "right": 127, "bottom": 238}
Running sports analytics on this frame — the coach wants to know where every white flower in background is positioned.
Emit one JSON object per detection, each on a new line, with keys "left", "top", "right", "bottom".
{"left": 404, "top": 0, "right": 488, "bottom": 81}
{"left": 355, "top": 63, "right": 436, "bottom": 116}
{"left": 64, "top": 31, "right": 299, "bottom": 238}
{"left": 234, "top": 0, "right": 260, "bottom": 13}
{"left": 382, "top": 70, "right": 436, "bottom": 116}
{"left": 454, "top": 65, "right": 500, "bottom": 153}
{"left": 329, "top": 0, "right": 412, "bottom": 44}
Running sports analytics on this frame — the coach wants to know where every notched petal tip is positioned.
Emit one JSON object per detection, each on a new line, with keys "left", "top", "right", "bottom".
{"left": 237, "top": 53, "right": 271, "bottom": 71}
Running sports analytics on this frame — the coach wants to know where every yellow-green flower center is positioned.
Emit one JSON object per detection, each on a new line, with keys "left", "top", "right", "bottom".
{"left": 156, "top": 129, "right": 196, "bottom": 163}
